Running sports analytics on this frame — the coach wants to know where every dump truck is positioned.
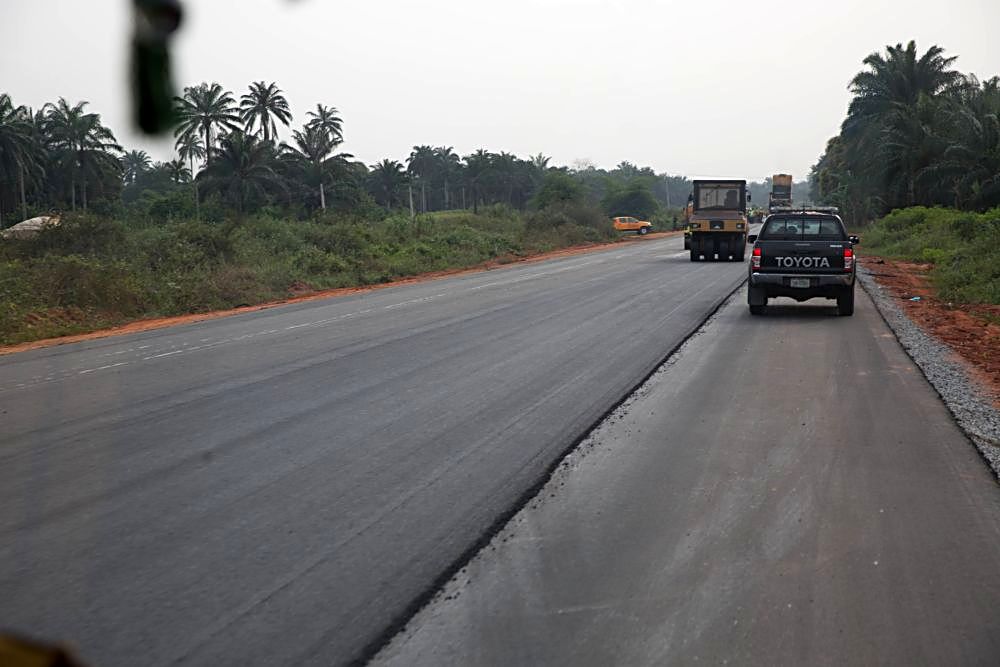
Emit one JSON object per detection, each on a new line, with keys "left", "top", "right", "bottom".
{"left": 686, "top": 180, "right": 749, "bottom": 262}
{"left": 769, "top": 173, "right": 793, "bottom": 211}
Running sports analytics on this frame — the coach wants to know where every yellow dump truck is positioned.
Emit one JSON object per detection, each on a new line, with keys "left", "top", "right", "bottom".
{"left": 686, "top": 180, "right": 750, "bottom": 262}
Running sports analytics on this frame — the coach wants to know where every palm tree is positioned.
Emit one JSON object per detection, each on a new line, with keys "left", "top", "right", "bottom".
{"left": 0, "top": 94, "right": 35, "bottom": 224}
{"left": 369, "top": 159, "right": 406, "bottom": 210}
{"left": 43, "top": 98, "right": 122, "bottom": 211}
{"left": 122, "top": 149, "right": 152, "bottom": 184}
{"left": 494, "top": 151, "right": 520, "bottom": 205}
{"left": 434, "top": 146, "right": 461, "bottom": 209}
{"left": 174, "top": 83, "right": 241, "bottom": 165}
{"left": 240, "top": 81, "right": 292, "bottom": 144}
{"left": 165, "top": 159, "right": 191, "bottom": 184}
{"left": 175, "top": 132, "right": 206, "bottom": 218}
{"left": 530, "top": 153, "right": 550, "bottom": 173}
{"left": 916, "top": 76, "right": 1000, "bottom": 209}
{"left": 463, "top": 149, "right": 494, "bottom": 213}
{"left": 198, "top": 130, "right": 284, "bottom": 217}
{"left": 841, "top": 41, "right": 963, "bottom": 208}
{"left": 306, "top": 104, "right": 343, "bottom": 144}
{"left": 281, "top": 125, "right": 353, "bottom": 210}
{"left": 407, "top": 145, "right": 436, "bottom": 213}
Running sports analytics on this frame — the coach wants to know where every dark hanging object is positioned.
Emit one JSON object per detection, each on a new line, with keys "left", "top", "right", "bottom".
{"left": 131, "top": 0, "right": 184, "bottom": 134}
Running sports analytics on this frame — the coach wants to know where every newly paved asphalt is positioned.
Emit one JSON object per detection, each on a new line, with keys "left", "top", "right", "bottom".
{"left": 376, "top": 289, "right": 1000, "bottom": 666}
{"left": 0, "top": 234, "right": 749, "bottom": 666}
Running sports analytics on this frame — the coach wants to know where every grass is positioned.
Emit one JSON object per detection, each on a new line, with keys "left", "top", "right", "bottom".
{"left": 0, "top": 205, "right": 617, "bottom": 345}
{"left": 861, "top": 206, "right": 1000, "bottom": 304}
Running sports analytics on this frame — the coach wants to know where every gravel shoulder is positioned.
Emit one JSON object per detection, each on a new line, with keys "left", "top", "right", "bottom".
{"left": 858, "top": 262, "right": 1000, "bottom": 474}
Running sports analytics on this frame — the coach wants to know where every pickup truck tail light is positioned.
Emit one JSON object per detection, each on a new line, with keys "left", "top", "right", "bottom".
{"left": 751, "top": 247, "right": 761, "bottom": 271}
{"left": 844, "top": 247, "right": 854, "bottom": 272}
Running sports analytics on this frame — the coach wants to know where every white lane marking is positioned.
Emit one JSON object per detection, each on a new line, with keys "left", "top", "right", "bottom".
{"left": 143, "top": 350, "right": 184, "bottom": 360}
{"left": 78, "top": 362, "right": 130, "bottom": 375}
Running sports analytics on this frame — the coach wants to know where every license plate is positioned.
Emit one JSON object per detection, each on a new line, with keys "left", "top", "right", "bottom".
{"left": 790, "top": 278, "right": 811, "bottom": 288}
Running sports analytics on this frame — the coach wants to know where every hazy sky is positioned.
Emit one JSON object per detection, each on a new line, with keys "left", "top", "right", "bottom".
{"left": 3, "top": 0, "right": 999, "bottom": 181}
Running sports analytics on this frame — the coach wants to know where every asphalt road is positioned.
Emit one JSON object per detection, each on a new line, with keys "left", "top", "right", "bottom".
{"left": 376, "top": 289, "right": 1000, "bottom": 666}
{"left": 0, "top": 234, "right": 748, "bottom": 666}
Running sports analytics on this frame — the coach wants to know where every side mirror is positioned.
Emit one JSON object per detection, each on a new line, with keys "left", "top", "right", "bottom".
{"left": 747, "top": 234, "right": 757, "bottom": 244}
{"left": 747, "top": 193, "right": 752, "bottom": 203}
{"left": 849, "top": 235, "right": 860, "bottom": 245}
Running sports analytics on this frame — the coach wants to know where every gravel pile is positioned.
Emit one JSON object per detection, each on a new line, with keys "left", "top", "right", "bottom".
{"left": 858, "top": 266, "right": 1000, "bottom": 475}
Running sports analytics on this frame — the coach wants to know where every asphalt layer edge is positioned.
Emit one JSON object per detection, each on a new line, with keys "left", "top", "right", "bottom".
{"left": 351, "top": 272, "right": 750, "bottom": 666}
{"left": 857, "top": 266, "right": 1000, "bottom": 478}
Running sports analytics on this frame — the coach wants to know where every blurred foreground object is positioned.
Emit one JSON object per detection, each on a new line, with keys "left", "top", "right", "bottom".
{"left": 131, "top": 0, "right": 184, "bottom": 134}
{"left": 0, "top": 633, "right": 89, "bottom": 667}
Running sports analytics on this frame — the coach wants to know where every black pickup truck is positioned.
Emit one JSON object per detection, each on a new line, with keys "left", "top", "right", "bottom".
{"left": 746, "top": 211, "right": 860, "bottom": 316}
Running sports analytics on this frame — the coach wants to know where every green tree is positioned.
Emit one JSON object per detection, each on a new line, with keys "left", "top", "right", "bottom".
{"left": 463, "top": 149, "right": 493, "bottom": 213}
{"left": 175, "top": 132, "right": 206, "bottom": 218}
{"left": 198, "top": 130, "right": 284, "bottom": 217}
{"left": 0, "top": 94, "right": 36, "bottom": 224}
{"left": 281, "top": 125, "right": 352, "bottom": 210}
{"left": 840, "top": 41, "right": 963, "bottom": 210}
{"left": 369, "top": 159, "right": 407, "bottom": 210}
{"left": 916, "top": 76, "right": 1000, "bottom": 209}
{"left": 174, "top": 83, "right": 241, "bottom": 164}
{"left": 434, "top": 146, "right": 461, "bottom": 209}
{"left": 122, "top": 149, "right": 152, "bottom": 184}
{"left": 164, "top": 159, "right": 191, "bottom": 184}
{"left": 531, "top": 171, "right": 584, "bottom": 209}
{"left": 240, "top": 81, "right": 292, "bottom": 144}
{"left": 602, "top": 179, "right": 659, "bottom": 219}
{"left": 407, "top": 145, "right": 436, "bottom": 213}
{"left": 43, "top": 98, "right": 122, "bottom": 211}
{"left": 306, "top": 104, "right": 343, "bottom": 144}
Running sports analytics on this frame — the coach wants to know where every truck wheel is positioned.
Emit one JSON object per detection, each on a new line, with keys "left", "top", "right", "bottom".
{"left": 749, "top": 304, "right": 767, "bottom": 315}
{"left": 639, "top": 226, "right": 649, "bottom": 235}
{"left": 837, "top": 289, "right": 855, "bottom": 316}
{"left": 689, "top": 249, "right": 699, "bottom": 262}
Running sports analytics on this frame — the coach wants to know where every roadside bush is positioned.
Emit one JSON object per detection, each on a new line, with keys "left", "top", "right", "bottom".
{"left": 864, "top": 206, "right": 1000, "bottom": 304}
{"left": 0, "top": 205, "right": 627, "bottom": 345}
{"left": 1, "top": 213, "right": 130, "bottom": 261}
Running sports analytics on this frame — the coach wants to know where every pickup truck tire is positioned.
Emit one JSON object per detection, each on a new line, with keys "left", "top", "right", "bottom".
{"left": 837, "top": 289, "right": 855, "bottom": 316}
{"left": 749, "top": 304, "right": 767, "bottom": 315}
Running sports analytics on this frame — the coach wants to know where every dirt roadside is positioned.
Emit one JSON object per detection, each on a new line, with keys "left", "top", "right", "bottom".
{"left": 861, "top": 256, "right": 1000, "bottom": 407}
{"left": 0, "top": 231, "right": 682, "bottom": 356}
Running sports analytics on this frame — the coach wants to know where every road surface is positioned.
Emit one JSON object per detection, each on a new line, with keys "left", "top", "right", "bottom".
{"left": 0, "top": 234, "right": 747, "bottom": 666}
{"left": 376, "top": 289, "right": 1000, "bottom": 666}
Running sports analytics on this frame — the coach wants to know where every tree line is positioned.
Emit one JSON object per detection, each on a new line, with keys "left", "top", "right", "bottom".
{"left": 0, "top": 80, "right": 711, "bottom": 228}
{"left": 2, "top": 75, "right": 873, "bottom": 229}
{"left": 810, "top": 41, "right": 1000, "bottom": 223}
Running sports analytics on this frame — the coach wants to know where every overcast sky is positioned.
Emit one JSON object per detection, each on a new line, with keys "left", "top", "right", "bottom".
{"left": 3, "top": 0, "right": 999, "bottom": 181}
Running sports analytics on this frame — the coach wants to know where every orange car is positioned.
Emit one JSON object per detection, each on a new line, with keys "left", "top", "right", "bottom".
{"left": 612, "top": 216, "right": 653, "bottom": 235}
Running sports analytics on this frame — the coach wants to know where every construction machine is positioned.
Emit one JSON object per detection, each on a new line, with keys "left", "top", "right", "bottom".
{"left": 686, "top": 180, "right": 749, "bottom": 262}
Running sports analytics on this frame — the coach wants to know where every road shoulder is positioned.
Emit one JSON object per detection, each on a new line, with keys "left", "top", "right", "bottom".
{"left": 858, "top": 261, "right": 1000, "bottom": 474}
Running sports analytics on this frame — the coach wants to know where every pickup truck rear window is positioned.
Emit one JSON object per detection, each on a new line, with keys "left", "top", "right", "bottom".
{"left": 760, "top": 217, "right": 845, "bottom": 241}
